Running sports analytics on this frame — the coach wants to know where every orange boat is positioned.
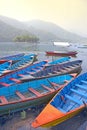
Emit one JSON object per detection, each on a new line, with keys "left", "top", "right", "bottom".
{"left": 32, "top": 72, "right": 87, "bottom": 128}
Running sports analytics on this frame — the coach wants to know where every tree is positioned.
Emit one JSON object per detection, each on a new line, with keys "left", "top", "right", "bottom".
{"left": 13, "top": 35, "right": 39, "bottom": 43}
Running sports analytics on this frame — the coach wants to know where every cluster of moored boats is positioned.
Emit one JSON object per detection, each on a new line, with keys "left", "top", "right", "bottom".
{"left": 0, "top": 52, "right": 86, "bottom": 128}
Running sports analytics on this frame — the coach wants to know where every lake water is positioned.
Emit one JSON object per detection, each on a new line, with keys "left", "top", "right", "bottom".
{"left": 0, "top": 42, "right": 87, "bottom": 130}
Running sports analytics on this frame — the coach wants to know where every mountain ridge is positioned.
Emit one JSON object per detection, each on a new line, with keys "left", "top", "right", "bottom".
{"left": 0, "top": 15, "right": 87, "bottom": 43}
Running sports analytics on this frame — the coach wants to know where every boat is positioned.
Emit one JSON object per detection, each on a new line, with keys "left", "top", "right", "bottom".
{"left": 48, "top": 56, "right": 70, "bottom": 66}
{"left": 46, "top": 51, "right": 77, "bottom": 57}
{"left": 0, "top": 73, "right": 77, "bottom": 116}
{"left": 20, "top": 60, "right": 82, "bottom": 82}
{"left": 32, "top": 72, "right": 87, "bottom": 128}
{"left": 8, "top": 53, "right": 37, "bottom": 71}
{"left": 0, "top": 53, "right": 37, "bottom": 76}
{"left": 0, "top": 57, "right": 71, "bottom": 86}
{"left": 0, "top": 60, "right": 12, "bottom": 76}
{"left": 0, "top": 53, "right": 25, "bottom": 64}
{"left": 0, "top": 60, "right": 48, "bottom": 87}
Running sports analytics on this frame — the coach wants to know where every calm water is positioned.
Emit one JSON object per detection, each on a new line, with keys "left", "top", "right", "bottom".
{"left": 0, "top": 42, "right": 87, "bottom": 130}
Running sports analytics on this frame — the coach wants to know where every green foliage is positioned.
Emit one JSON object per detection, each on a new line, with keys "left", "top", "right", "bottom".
{"left": 14, "top": 35, "right": 39, "bottom": 43}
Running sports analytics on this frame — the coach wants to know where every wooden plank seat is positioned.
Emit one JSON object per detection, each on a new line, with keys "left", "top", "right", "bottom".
{"left": 18, "top": 74, "right": 25, "bottom": 77}
{"left": 41, "top": 84, "right": 54, "bottom": 92}
{"left": 9, "top": 78, "right": 21, "bottom": 83}
{"left": 0, "top": 82, "right": 10, "bottom": 87}
{"left": 26, "top": 71, "right": 35, "bottom": 74}
{"left": 48, "top": 73, "right": 52, "bottom": 75}
{"left": 67, "top": 65, "right": 75, "bottom": 68}
{"left": 81, "top": 80, "right": 87, "bottom": 84}
{"left": 36, "top": 66, "right": 42, "bottom": 69}
{"left": 76, "top": 84, "right": 87, "bottom": 90}
{"left": 29, "top": 88, "right": 41, "bottom": 97}
{"left": 53, "top": 71, "right": 61, "bottom": 73}
{"left": 53, "top": 71, "right": 61, "bottom": 74}
{"left": 0, "top": 96, "right": 8, "bottom": 104}
{"left": 71, "top": 89, "right": 87, "bottom": 98}
{"left": 64, "top": 67, "right": 71, "bottom": 70}
{"left": 65, "top": 94, "right": 82, "bottom": 105}
{"left": 47, "top": 79, "right": 59, "bottom": 87}
{"left": 57, "top": 107, "right": 66, "bottom": 113}
{"left": 16, "top": 91, "right": 26, "bottom": 100}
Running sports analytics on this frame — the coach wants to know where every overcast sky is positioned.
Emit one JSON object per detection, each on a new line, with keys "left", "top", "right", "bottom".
{"left": 0, "top": 0, "right": 87, "bottom": 37}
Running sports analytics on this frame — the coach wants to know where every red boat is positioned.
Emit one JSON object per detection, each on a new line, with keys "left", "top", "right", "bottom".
{"left": 46, "top": 51, "right": 77, "bottom": 57}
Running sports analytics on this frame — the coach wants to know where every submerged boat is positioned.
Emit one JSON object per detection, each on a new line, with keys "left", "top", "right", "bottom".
{"left": 46, "top": 51, "right": 77, "bottom": 57}
{"left": 32, "top": 72, "right": 87, "bottom": 128}
{"left": 0, "top": 60, "right": 48, "bottom": 87}
{"left": 0, "top": 73, "right": 77, "bottom": 116}
{"left": 20, "top": 60, "right": 82, "bottom": 82}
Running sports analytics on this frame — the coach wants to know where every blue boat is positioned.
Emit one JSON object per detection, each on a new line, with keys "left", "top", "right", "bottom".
{"left": 0, "top": 53, "right": 25, "bottom": 63}
{"left": 0, "top": 60, "right": 12, "bottom": 76}
{"left": 20, "top": 60, "right": 82, "bottom": 82}
{"left": 0, "top": 73, "right": 77, "bottom": 116}
{"left": 0, "top": 56, "right": 71, "bottom": 86}
{"left": 48, "top": 56, "right": 70, "bottom": 65}
{"left": 8, "top": 53, "right": 36, "bottom": 70}
{"left": 0, "top": 60, "right": 48, "bottom": 87}
{"left": 32, "top": 72, "right": 87, "bottom": 128}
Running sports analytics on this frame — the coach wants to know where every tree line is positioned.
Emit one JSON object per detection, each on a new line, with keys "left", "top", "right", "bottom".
{"left": 14, "top": 35, "right": 39, "bottom": 43}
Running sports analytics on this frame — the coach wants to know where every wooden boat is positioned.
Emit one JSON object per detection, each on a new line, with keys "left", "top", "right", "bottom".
{"left": 32, "top": 72, "right": 87, "bottom": 128}
{"left": 0, "top": 60, "right": 48, "bottom": 87}
{"left": 0, "top": 73, "right": 77, "bottom": 116}
{"left": 46, "top": 51, "right": 77, "bottom": 57}
{"left": 8, "top": 53, "right": 37, "bottom": 71}
{"left": 0, "top": 57, "right": 71, "bottom": 86}
{"left": 20, "top": 60, "right": 82, "bottom": 82}
{"left": 0, "top": 53, "right": 25, "bottom": 64}
{"left": 48, "top": 56, "right": 70, "bottom": 66}
{"left": 0, "top": 60, "right": 12, "bottom": 76}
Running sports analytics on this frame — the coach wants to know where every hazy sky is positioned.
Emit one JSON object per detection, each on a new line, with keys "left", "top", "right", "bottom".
{"left": 0, "top": 0, "right": 87, "bottom": 37}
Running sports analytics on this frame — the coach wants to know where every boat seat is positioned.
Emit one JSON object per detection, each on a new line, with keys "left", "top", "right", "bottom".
{"left": 37, "top": 66, "right": 42, "bottom": 69}
{"left": 0, "top": 96, "right": 8, "bottom": 104}
{"left": 65, "top": 94, "right": 82, "bottom": 105}
{"left": 16, "top": 91, "right": 26, "bottom": 100}
{"left": 71, "top": 89, "right": 87, "bottom": 98}
{"left": 76, "top": 84, "right": 87, "bottom": 90}
{"left": 31, "top": 68, "right": 37, "bottom": 71}
{"left": 57, "top": 107, "right": 66, "bottom": 113}
{"left": 47, "top": 79, "right": 59, "bottom": 87}
{"left": 26, "top": 71, "right": 34, "bottom": 74}
{"left": 48, "top": 73, "right": 52, "bottom": 75}
{"left": 29, "top": 88, "right": 41, "bottom": 97}
{"left": 41, "top": 84, "right": 54, "bottom": 92}
{"left": 81, "top": 80, "right": 87, "bottom": 84}
{"left": 9, "top": 78, "right": 21, "bottom": 83}
{"left": 0, "top": 82, "right": 10, "bottom": 87}
{"left": 54, "top": 71, "right": 61, "bottom": 74}
{"left": 18, "top": 74, "right": 25, "bottom": 77}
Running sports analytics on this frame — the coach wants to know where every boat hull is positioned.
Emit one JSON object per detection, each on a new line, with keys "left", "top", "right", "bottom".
{"left": 42, "top": 107, "right": 83, "bottom": 128}
{"left": 46, "top": 51, "right": 77, "bottom": 57}
{"left": 0, "top": 91, "right": 57, "bottom": 116}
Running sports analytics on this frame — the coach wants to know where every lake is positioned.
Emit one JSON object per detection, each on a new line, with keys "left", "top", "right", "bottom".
{"left": 0, "top": 42, "right": 87, "bottom": 130}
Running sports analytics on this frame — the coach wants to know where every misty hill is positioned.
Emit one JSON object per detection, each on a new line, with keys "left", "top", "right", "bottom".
{"left": 25, "top": 20, "right": 87, "bottom": 43}
{"left": 0, "top": 16, "right": 58, "bottom": 42}
{"left": 0, "top": 17, "right": 33, "bottom": 42}
{"left": 0, "top": 15, "right": 87, "bottom": 43}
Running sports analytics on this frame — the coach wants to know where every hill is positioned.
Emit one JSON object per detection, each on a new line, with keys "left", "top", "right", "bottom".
{"left": 0, "top": 15, "right": 87, "bottom": 43}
